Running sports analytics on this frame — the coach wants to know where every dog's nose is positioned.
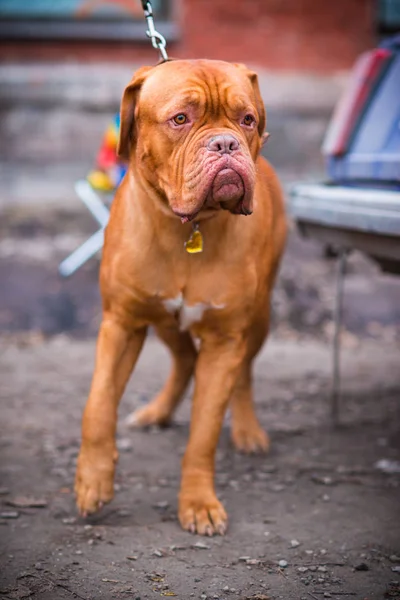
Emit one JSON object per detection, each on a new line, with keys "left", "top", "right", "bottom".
{"left": 207, "top": 134, "right": 240, "bottom": 155}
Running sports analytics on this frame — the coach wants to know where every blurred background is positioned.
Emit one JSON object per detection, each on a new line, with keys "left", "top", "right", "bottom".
{"left": 1, "top": 3, "right": 400, "bottom": 599}
{"left": 0, "top": 0, "right": 399, "bottom": 341}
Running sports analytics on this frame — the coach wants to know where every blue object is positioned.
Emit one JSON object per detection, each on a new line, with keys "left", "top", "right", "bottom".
{"left": 326, "top": 34, "right": 400, "bottom": 186}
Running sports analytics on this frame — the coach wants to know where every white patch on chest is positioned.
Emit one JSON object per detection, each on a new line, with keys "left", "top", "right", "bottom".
{"left": 162, "top": 294, "right": 225, "bottom": 331}
{"left": 163, "top": 293, "right": 183, "bottom": 314}
{"left": 180, "top": 302, "right": 208, "bottom": 330}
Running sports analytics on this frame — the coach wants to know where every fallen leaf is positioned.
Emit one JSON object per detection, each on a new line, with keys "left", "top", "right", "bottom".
{"left": 152, "top": 548, "right": 168, "bottom": 557}
{"left": 311, "top": 475, "right": 335, "bottom": 486}
{"left": 0, "top": 511, "right": 19, "bottom": 519}
{"left": 385, "top": 581, "right": 400, "bottom": 598}
{"left": 375, "top": 459, "right": 400, "bottom": 474}
{"left": 6, "top": 496, "right": 48, "bottom": 508}
{"left": 192, "top": 541, "right": 209, "bottom": 549}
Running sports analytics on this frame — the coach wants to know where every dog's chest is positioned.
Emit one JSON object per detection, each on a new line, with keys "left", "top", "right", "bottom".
{"left": 162, "top": 293, "right": 225, "bottom": 331}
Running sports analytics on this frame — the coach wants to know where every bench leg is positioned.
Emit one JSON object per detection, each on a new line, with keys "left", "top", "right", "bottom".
{"left": 58, "top": 228, "right": 104, "bottom": 277}
{"left": 75, "top": 180, "right": 110, "bottom": 228}
{"left": 331, "top": 250, "right": 347, "bottom": 426}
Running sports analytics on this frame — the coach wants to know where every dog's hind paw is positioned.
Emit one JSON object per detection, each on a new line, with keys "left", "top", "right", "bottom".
{"left": 125, "top": 402, "right": 171, "bottom": 429}
{"left": 231, "top": 422, "right": 270, "bottom": 454}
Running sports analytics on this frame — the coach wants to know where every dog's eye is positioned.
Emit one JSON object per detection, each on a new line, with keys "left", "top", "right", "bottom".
{"left": 242, "top": 114, "right": 255, "bottom": 127}
{"left": 173, "top": 114, "right": 187, "bottom": 125}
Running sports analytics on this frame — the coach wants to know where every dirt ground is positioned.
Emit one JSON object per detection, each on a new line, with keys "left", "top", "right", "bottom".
{"left": 1, "top": 208, "right": 400, "bottom": 600}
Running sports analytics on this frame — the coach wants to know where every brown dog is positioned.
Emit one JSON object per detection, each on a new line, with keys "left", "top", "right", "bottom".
{"left": 75, "top": 59, "right": 286, "bottom": 535}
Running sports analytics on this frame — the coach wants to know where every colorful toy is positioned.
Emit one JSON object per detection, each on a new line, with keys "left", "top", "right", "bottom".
{"left": 87, "top": 114, "right": 127, "bottom": 192}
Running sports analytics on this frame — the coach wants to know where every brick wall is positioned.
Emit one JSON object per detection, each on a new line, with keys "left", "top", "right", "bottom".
{"left": 0, "top": 0, "right": 375, "bottom": 72}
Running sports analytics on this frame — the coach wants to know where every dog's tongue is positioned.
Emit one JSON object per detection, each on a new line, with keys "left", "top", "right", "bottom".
{"left": 212, "top": 168, "right": 243, "bottom": 203}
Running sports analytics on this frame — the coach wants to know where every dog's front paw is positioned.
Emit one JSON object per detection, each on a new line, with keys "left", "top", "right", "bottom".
{"left": 75, "top": 447, "right": 116, "bottom": 516}
{"left": 231, "top": 421, "right": 270, "bottom": 454}
{"left": 179, "top": 490, "right": 227, "bottom": 536}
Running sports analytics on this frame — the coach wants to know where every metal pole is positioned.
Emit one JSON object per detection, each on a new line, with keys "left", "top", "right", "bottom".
{"left": 331, "top": 250, "right": 346, "bottom": 426}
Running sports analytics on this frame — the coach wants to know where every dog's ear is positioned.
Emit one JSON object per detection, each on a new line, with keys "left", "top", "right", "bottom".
{"left": 247, "top": 71, "right": 266, "bottom": 138}
{"left": 234, "top": 63, "right": 266, "bottom": 138}
{"left": 117, "top": 66, "right": 154, "bottom": 161}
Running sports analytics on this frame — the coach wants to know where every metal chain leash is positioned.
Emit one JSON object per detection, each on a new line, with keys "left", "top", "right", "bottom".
{"left": 140, "top": 0, "right": 169, "bottom": 61}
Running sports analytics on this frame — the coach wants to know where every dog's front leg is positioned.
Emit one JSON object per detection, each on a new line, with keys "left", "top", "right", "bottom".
{"left": 179, "top": 333, "right": 246, "bottom": 536}
{"left": 75, "top": 316, "right": 146, "bottom": 516}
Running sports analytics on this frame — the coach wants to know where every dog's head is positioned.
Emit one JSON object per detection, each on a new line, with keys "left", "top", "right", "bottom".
{"left": 118, "top": 59, "right": 266, "bottom": 222}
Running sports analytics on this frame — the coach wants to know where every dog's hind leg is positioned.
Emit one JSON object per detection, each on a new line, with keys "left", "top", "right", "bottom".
{"left": 126, "top": 325, "right": 197, "bottom": 428}
{"left": 230, "top": 316, "right": 270, "bottom": 454}
{"left": 230, "top": 363, "right": 270, "bottom": 453}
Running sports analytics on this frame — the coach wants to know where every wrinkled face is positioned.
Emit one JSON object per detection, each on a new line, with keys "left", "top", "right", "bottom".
{"left": 118, "top": 60, "right": 266, "bottom": 221}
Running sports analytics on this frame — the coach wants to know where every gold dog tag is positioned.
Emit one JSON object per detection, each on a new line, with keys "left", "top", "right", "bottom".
{"left": 185, "top": 223, "right": 203, "bottom": 254}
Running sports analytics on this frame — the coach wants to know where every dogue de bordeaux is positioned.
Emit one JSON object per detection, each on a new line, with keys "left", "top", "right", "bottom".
{"left": 75, "top": 59, "right": 287, "bottom": 536}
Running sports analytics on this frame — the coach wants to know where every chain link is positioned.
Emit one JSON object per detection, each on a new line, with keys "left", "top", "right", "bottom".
{"left": 141, "top": 0, "right": 168, "bottom": 61}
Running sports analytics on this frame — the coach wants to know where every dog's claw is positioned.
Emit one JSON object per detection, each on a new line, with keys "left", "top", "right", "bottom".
{"left": 179, "top": 495, "right": 227, "bottom": 536}
{"left": 217, "top": 522, "right": 227, "bottom": 536}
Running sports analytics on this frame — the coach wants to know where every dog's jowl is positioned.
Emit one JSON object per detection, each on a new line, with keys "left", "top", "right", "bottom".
{"left": 75, "top": 59, "right": 287, "bottom": 536}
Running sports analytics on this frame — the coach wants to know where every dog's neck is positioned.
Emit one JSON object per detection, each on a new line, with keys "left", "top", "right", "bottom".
{"left": 128, "top": 169, "right": 233, "bottom": 235}
{"left": 123, "top": 169, "right": 246, "bottom": 258}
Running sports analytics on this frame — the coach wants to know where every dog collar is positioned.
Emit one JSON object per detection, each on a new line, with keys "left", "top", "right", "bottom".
{"left": 185, "top": 222, "right": 203, "bottom": 254}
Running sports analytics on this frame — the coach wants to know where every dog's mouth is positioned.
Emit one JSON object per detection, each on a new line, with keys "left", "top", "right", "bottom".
{"left": 173, "top": 154, "right": 255, "bottom": 223}
{"left": 204, "top": 166, "right": 252, "bottom": 216}
{"left": 211, "top": 168, "right": 244, "bottom": 204}
{"left": 176, "top": 168, "right": 250, "bottom": 223}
